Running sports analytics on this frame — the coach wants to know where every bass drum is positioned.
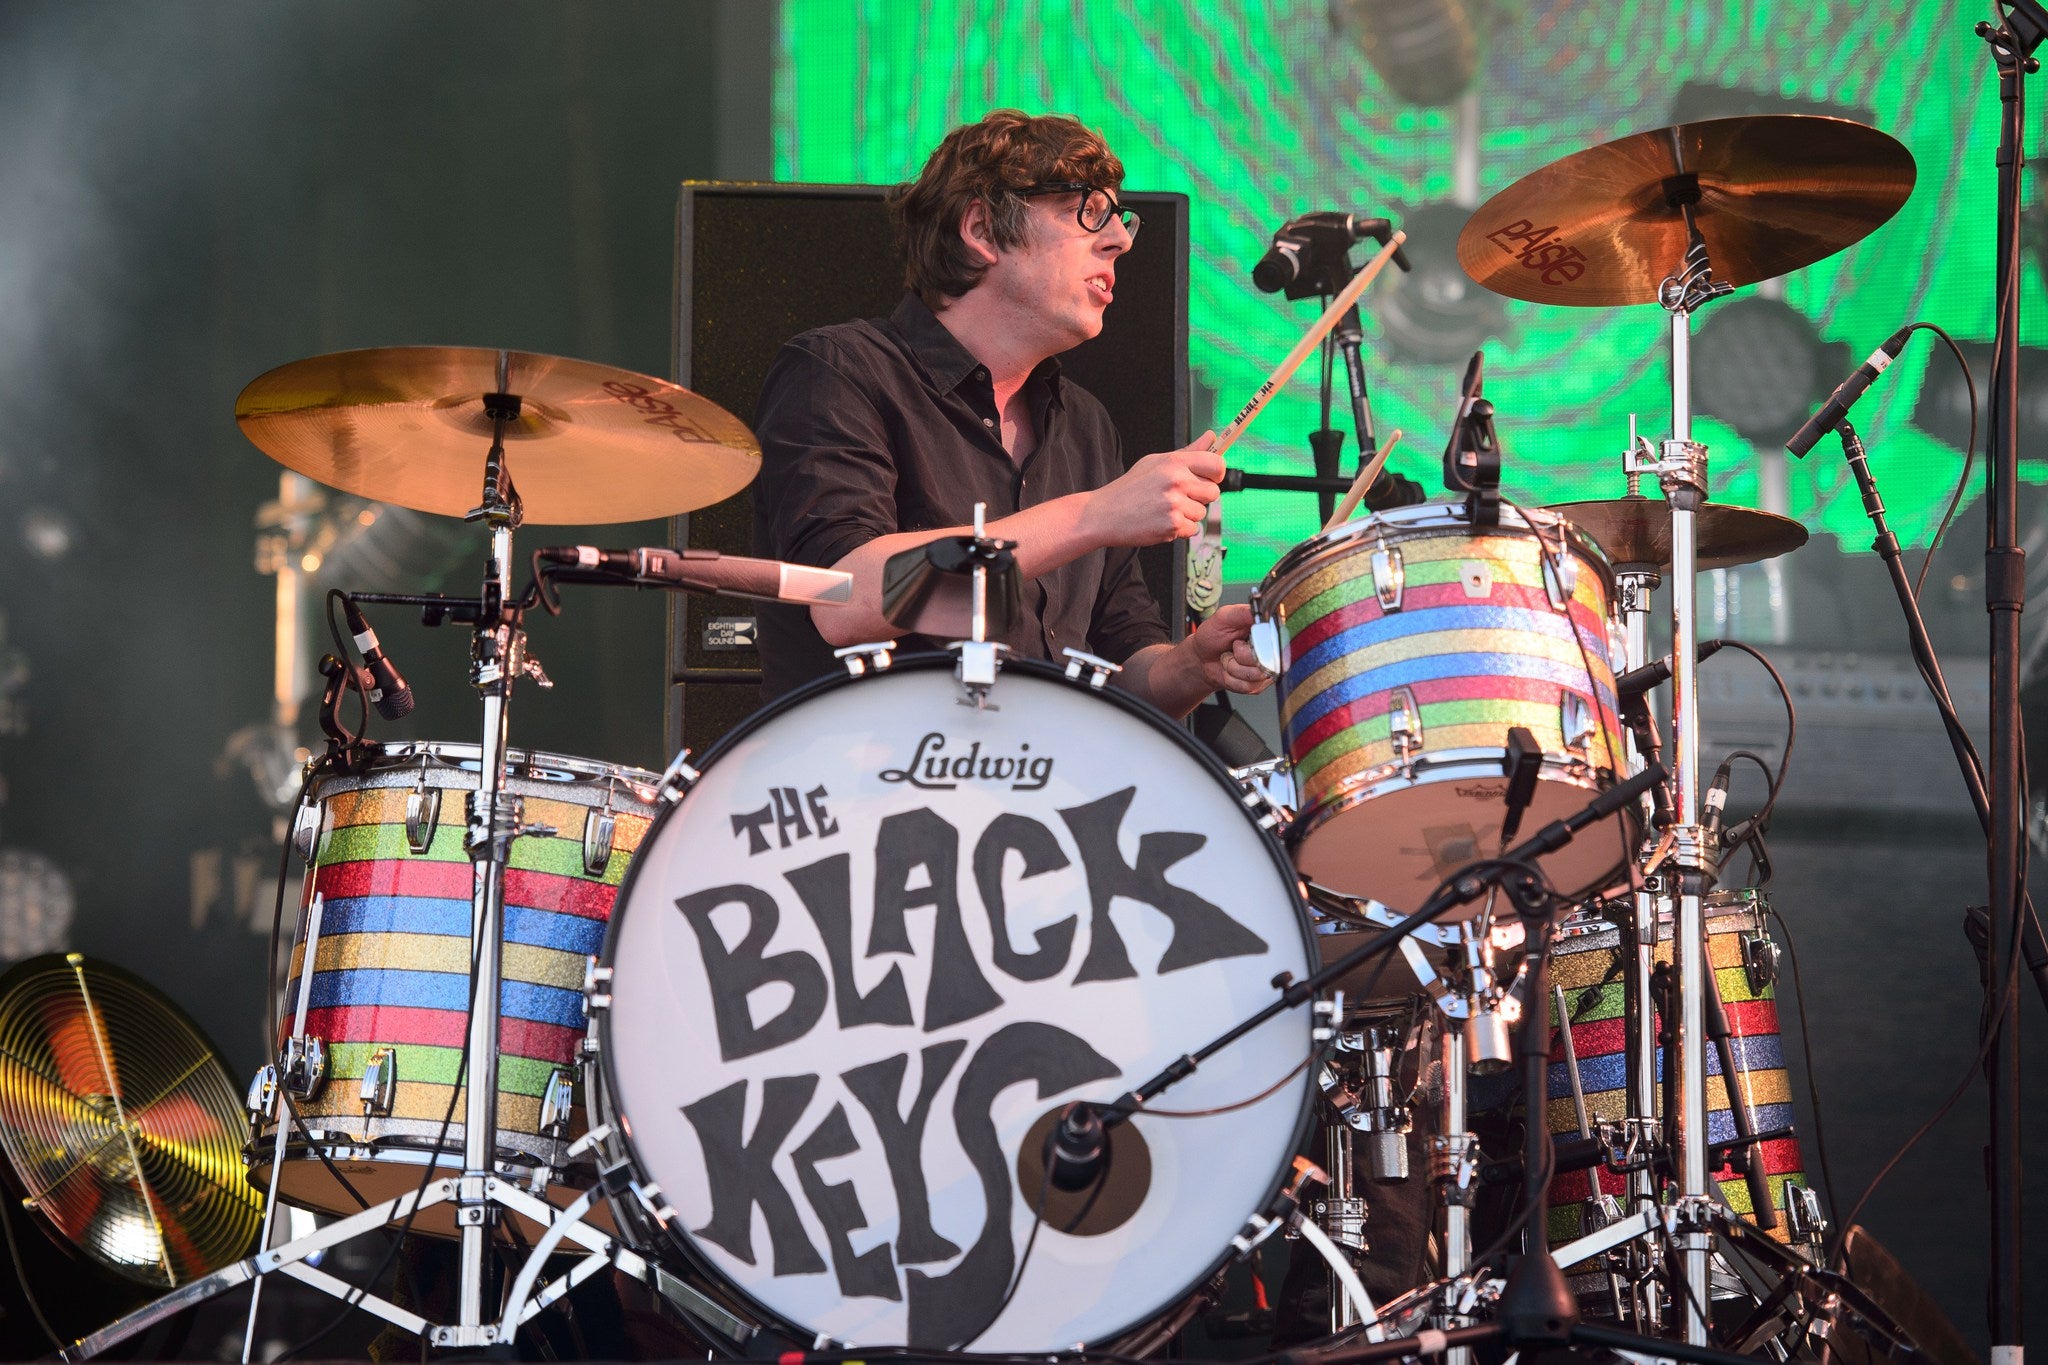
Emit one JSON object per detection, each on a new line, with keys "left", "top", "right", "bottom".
{"left": 591, "top": 655, "right": 1316, "bottom": 1353}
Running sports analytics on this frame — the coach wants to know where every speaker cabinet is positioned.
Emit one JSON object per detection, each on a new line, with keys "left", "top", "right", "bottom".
{"left": 667, "top": 181, "right": 1189, "bottom": 759}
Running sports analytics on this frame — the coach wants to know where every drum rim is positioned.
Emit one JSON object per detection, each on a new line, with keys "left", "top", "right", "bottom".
{"left": 1251, "top": 499, "right": 1614, "bottom": 616}
{"left": 590, "top": 650, "right": 1320, "bottom": 1351}
{"left": 305, "top": 740, "right": 663, "bottom": 793}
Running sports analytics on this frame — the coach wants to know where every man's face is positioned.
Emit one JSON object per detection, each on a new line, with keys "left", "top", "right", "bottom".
{"left": 977, "top": 188, "right": 1133, "bottom": 356}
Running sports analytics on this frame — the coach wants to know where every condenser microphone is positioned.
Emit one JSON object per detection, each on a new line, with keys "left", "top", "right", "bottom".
{"left": 539, "top": 545, "right": 853, "bottom": 606}
{"left": 342, "top": 598, "right": 415, "bottom": 721}
{"left": 1251, "top": 212, "right": 1412, "bottom": 293}
{"left": 1784, "top": 324, "right": 1914, "bottom": 458}
{"left": 1613, "top": 638, "right": 1730, "bottom": 700}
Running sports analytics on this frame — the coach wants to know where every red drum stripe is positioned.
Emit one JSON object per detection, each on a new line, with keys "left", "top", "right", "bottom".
{"left": 503, "top": 868, "right": 617, "bottom": 920}
{"left": 1552, "top": 1016, "right": 1626, "bottom": 1062}
{"left": 314, "top": 858, "right": 471, "bottom": 901}
{"left": 300, "top": 1005, "right": 582, "bottom": 1063}
{"left": 1724, "top": 999, "right": 1784, "bottom": 1038}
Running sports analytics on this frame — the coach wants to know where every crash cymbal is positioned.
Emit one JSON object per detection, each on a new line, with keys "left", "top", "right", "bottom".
{"left": 1458, "top": 115, "right": 1915, "bottom": 307}
{"left": 1550, "top": 497, "right": 1808, "bottom": 571}
{"left": 236, "top": 347, "right": 760, "bottom": 524}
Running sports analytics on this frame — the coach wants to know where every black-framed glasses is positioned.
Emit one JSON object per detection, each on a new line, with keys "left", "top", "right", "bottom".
{"left": 1018, "top": 182, "right": 1141, "bottom": 240}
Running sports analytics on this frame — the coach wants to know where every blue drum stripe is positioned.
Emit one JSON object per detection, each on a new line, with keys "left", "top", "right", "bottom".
{"left": 304, "top": 967, "right": 589, "bottom": 1028}
{"left": 316, "top": 897, "right": 605, "bottom": 955}
{"left": 1287, "top": 651, "right": 1604, "bottom": 739}
{"left": 1292, "top": 606, "right": 1595, "bottom": 678}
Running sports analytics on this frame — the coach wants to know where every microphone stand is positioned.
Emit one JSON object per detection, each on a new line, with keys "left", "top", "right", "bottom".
{"left": 1831, "top": 420, "right": 2048, "bottom": 1012}
{"left": 1976, "top": 12, "right": 2045, "bottom": 1351}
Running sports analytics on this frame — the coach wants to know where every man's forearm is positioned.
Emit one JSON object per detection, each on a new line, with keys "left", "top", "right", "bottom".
{"left": 809, "top": 492, "right": 1100, "bottom": 645}
{"left": 1113, "top": 639, "right": 1211, "bottom": 719}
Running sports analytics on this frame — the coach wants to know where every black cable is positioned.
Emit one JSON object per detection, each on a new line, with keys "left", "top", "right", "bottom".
{"left": 1706, "top": 641, "right": 1795, "bottom": 834}
{"left": 324, "top": 589, "right": 372, "bottom": 751}
{"left": 1763, "top": 905, "right": 1840, "bottom": 1223}
{"left": 1905, "top": 322, "right": 1980, "bottom": 601}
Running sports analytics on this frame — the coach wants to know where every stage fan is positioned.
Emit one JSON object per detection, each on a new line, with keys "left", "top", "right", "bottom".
{"left": 0, "top": 953, "right": 259, "bottom": 1286}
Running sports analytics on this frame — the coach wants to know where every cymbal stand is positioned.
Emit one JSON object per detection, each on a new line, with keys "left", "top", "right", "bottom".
{"left": 1626, "top": 195, "right": 1732, "bottom": 1346}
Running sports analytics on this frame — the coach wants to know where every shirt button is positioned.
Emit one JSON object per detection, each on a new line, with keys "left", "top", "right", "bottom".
{"left": 982, "top": 417, "right": 994, "bottom": 427}
{"left": 976, "top": 369, "right": 987, "bottom": 379}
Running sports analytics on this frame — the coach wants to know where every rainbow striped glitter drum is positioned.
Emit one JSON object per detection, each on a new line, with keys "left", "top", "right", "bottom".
{"left": 1251, "top": 503, "right": 1635, "bottom": 910}
{"left": 249, "top": 743, "right": 657, "bottom": 1236}
{"left": 1546, "top": 890, "right": 1810, "bottom": 1260}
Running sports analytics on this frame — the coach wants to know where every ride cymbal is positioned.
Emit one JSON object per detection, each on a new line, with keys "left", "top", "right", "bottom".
{"left": 1458, "top": 115, "right": 1915, "bottom": 307}
{"left": 1550, "top": 497, "right": 1808, "bottom": 571}
{"left": 236, "top": 347, "right": 760, "bottom": 524}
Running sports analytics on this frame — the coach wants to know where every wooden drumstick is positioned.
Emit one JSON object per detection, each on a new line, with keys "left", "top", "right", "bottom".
{"left": 1212, "top": 231, "right": 1407, "bottom": 458}
{"left": 1319, "top": 428, "right": 1406, "bottom": 534}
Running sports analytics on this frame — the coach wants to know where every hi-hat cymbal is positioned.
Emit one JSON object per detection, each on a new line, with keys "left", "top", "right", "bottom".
{"left": 1458, "top": 115, "right": 1915, "bottom": 307}
{"left": 1550, "top": 497, "right": 1808, "bottom": 571}
{"left": 235, "top": 347, "right": 760, "bottom": 524}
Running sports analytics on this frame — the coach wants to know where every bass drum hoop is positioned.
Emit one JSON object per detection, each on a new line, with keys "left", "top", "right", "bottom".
{"left": 588, "top": 652, "right": 1318, "bottom": 1354}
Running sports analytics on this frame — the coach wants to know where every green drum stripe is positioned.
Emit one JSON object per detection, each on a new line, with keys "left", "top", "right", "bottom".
{"left": 1558, "top": 981, "right": 1625, "bottom": 1025}
{"left": 1297, "top": 697, "right": 1563, "bottom": 781}
{"left": 325, "top": 1041, "right": 563, "bottom": 1097}
{"left": 316, "top": 823, "right": 633, "bottom": 884}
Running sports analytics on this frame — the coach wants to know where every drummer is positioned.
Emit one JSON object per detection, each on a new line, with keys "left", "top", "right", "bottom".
{"left": 750, "top": 109, "right": 1270, "bottom": 715}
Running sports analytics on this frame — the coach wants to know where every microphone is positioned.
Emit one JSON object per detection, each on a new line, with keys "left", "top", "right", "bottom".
{"left": 539, "top": 545, "right": 853, "bottom": 606}
{"left": 1046, "top": 1103, "right": 1109, "bottom": 1192}
{"left": 1614, "top": 638, "right": 1729, "bottom": 700}
{"left": 342, "top": 598, "right": 415, "bottom": 721}
{"left": 1701, "top": 763, "right": 1732, "bottom": 850}
{"left": 1784, "top": 324, "right": 1914, "bottom": 457}
{"left": 1251, "top": 212, "right": 1412, "bottom": 294}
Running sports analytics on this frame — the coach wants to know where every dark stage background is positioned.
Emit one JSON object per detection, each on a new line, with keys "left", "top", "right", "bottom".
{"left": 0, "top": 1, "right": 2042, "bottom": 1358}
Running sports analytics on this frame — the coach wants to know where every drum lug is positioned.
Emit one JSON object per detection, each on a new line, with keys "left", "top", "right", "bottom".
{"left": 405, "top": 786, "right": 444, "bottom": 854}
{"left": 1060, "top": 647, "right": 1122, "bottom": 689}
{"left": 656, "top": 749, "right": 700, "bottom": 806}
{"left": 834, "top": 641, "right": 896, "bottom": 677}
{"left": 280, "top": 1035, "right": 327, "bottom": 1099}
{"left": 1369, "top": 546, "right": 1404, "bottom": 611}
{"left": 246, "top": 1063, "right": 279, "bottom": 1120}
{"left": 290, "top": 800, "right": 321, "bottom": 862}
{"left": 1561, "top": 692, "right": 1596, "bottom": 752}
{"left": 1248, "top": 616, "right": 1282, "bottom": 676}
{"left": 1387, "top": 687, "right": 1423, "bottom": 764}
{"left": 1542, "top": 550, "right": 1580, "bottom": 610}
{"left": 359, "top": 1046, "right": 397, "bottom": 1118}
{"left": 539, "top": 1068, "right": 576, "bottom": 1136}
{"left": 1742, "top": 925, "right": 1780, "bottom": 993}
{"left": 582, "top": 959, "right": 614, "bottom": 1016}
{"left": 581, "top": 809, "right": 616, "bottom": 876}
{"left": 1457, "top": 559, "right": 1492, "bottom": 598}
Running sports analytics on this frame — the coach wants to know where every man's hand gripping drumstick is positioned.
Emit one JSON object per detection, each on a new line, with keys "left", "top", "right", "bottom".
{"left": 1185, "top": 232, "right": 1408, "bottom": 617}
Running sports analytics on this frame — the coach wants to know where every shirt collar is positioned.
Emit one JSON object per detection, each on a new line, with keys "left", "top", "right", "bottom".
{"left": 889, "top": 292, "right": 1065, "bottom": 406}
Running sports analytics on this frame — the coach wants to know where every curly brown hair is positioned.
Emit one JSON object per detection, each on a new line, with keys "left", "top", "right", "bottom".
{"left": 888, "top": 109, "right": 1125, "bottom": 302}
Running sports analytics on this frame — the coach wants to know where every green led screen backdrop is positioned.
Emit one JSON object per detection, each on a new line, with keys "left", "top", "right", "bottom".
{"left": 771, "top": 0, "right": 2024, "bottom": 587}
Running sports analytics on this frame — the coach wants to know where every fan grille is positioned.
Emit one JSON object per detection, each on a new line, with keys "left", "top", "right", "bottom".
{"left": 0, "top": 954, "right": 260, "bottom": 1286}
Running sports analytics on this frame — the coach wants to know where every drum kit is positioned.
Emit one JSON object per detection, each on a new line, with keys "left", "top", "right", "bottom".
{"left": 59, "top": 114, "right": 1934, "bottom": 1363}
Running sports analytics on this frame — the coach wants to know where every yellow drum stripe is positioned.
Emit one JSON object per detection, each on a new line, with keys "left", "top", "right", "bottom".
{"left": 1710, "top": 1069, "right": 1793, "bottom": 1112}
{"left": 1279, "top": 629, "right": 1606, "bottom": 724}
{"left": 287, "top": 935, "right": 589, "bottom": 996}
{"left": 290, "top": 1081, "right": 545, "bottom": 1132}
{"left": 1298, "top": 715, "right": 1577, "bottom": 794}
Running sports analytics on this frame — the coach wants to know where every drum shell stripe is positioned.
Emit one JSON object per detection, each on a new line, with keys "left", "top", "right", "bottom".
{"left": 1282, "top": 650, "right": 1620, "bottom": 755}
{"left": 320, "top": 786, "right": 650, "bottom": 854}
{"left": 1547, "top": 999, "right": 1786, "bottom": 1068}
{"left": 1281, "top": 598, "right": 1614, "bottom": 694}
{"left": 296, "top": 1004, "right": 581, "bottom": 1066}
{"left": 286, "top": 1078, "right": 549, "bottom": 1132}
{"left": 291, "top": 967, "right": 586, "bottom": 1031}
{"left": 1274, "top": 532, "right": 1608, "bottom": 626}
{"left": 1286, "top": 578, "right": 1610, "bottom": 659}
{"left": 307, "top": 890, "right": 611, "bottom": 955}
{"left": 1550, "top": 1174, "right": 1809, "bottom": 1249}
{"left": 287, "top": 933, "right": 588, "bottom": 999}
{"left": 316, "top": 1039, "right": 566, "bottom": 1098}
{"left": 315, "top": 821, "right": 639, "bottom": 884}
{"left": 1289, "top": 672, "right": 1619, "bottom": 764}
{"left": 1281, "top": 625, "right": 1616, "bottom": 738}
{"left": 310, "top": 858, "right": 621, "bottom": 924}
{"left": 1294, "top": 704, "right": 1621, "bottom": 797}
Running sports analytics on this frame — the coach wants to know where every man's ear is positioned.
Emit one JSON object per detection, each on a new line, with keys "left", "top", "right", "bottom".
{"left": 958, "top": 199, "right": 1002, "bottom": 267}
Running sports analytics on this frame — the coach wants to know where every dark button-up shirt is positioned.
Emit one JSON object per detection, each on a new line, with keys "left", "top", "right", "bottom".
{"left": 751, "top": 292, "right": 1167, "bottom": 696}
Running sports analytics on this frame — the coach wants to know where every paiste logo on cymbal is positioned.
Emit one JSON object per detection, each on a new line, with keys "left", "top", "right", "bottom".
{"left": 601, "top": 378, "right": 723, "bottom": 442}
{"left": 1483, "top": 218, "right": 1589, "bottom": 289}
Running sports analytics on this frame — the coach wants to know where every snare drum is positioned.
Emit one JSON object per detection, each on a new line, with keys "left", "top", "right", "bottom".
{"left": 1253, "top": 503, "right": 1634, "bottom": 910}
{"left": 1546, "top": 890, "right": 1810, "bottom": 1251}
{"left": 250, "top": 743, "right": 658, "bottom": 1237}
{"left": 589, "top": 653, "right": 1316, "bottom": 1353}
